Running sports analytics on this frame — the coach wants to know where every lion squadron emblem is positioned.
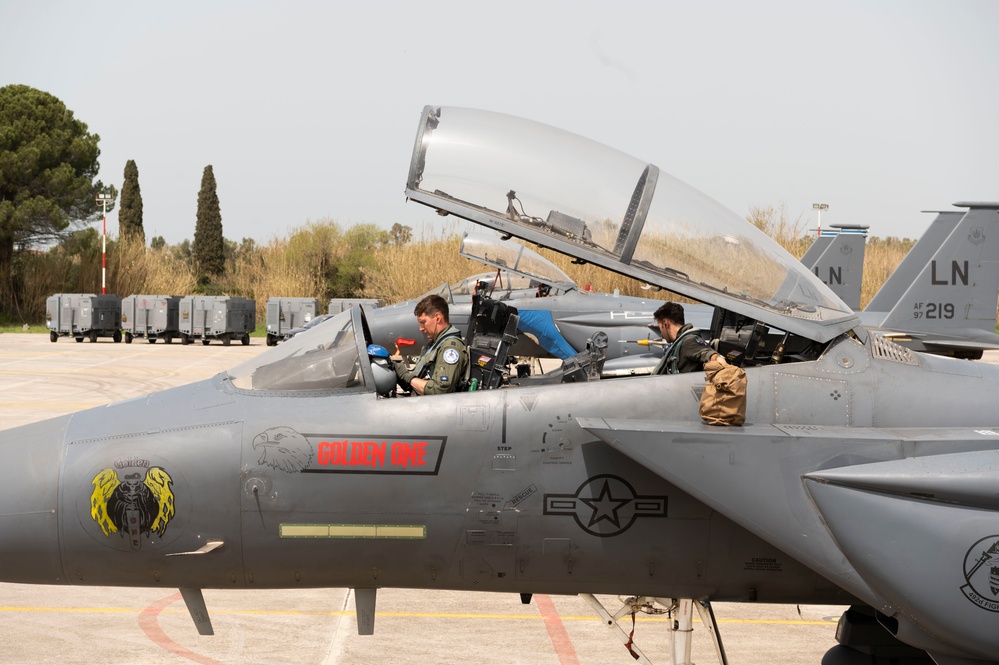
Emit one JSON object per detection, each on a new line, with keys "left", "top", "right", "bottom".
{"left": 90, "top": 458, "right": 175, "bottom": 551}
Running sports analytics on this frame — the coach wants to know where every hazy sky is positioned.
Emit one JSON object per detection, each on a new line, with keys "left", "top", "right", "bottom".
{"left": 3, "top": 0, "right": 997, "bottom": 246}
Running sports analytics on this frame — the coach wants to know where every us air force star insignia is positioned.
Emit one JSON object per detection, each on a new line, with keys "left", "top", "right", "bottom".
{"left": 543, "top": 475, "right": 667, "bottom": 537}
{"left": 443, "top": 348, "right": 459, "bottom": 365}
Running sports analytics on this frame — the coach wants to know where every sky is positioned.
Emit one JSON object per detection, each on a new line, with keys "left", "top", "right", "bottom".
{"left": 2, "top": 0, "right": 998, "bottom": 246}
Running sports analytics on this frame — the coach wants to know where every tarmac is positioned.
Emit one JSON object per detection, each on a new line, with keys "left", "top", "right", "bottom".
{"left": 4, "top": 332, "right": 993, "bottom": 665}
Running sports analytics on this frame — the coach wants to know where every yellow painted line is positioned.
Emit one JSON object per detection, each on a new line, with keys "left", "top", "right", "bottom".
{"left": 0, "top": 606, "right": 142, "bottom": 615}
{"left": 0, "top": 369, "right": 220, "bottom": 376}
{"left": 0, "top": 605, "right": 836, "bottom": 624}
{"left": 1, "top": 404, "right": 108, "bottom": 410}
{"left": 0, "top": 398, "right": 107, "bottom": 411}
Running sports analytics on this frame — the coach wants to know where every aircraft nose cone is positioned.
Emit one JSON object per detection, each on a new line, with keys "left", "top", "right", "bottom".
{"left": 0, "top": 416, "right": 69, "bottom": 583}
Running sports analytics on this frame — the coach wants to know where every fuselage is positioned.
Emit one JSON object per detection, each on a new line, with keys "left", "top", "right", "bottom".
{"left": 2, "top": 334, "right": 996, "bottom": 607}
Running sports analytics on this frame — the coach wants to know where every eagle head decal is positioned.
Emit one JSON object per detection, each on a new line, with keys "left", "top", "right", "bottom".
{"left": 252, "top": 426, "right": 313, "bottom": 473}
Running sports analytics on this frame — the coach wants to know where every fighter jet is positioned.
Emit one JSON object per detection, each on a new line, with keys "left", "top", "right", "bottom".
{"left": 2, "top": 105, "right": 998, "bottom": 665}
{"left": 856, "top": 204, "right": 999, "bottom": 359}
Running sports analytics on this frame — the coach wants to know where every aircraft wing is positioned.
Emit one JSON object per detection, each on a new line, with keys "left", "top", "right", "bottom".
{"left": 874, "top": 328, "right": 999, "bottom": 355}
{"left": 804, "top": 452, "right": 999, "bottom": 659}
{"left": 920, "top": 338, "right": 999, "bottom": 352}
{"left": 578, "top": 417, "right": 999, "bottom": 660}
{"left": 577, "top": 418, "right": 888, "bottom": 599}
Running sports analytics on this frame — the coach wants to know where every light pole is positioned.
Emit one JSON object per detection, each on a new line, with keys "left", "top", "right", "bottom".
{"left": 96, "top": 191, "right": 113, "bottom": 295}
{"left": 812, "top": 203, "right": 829, "bottom": 237}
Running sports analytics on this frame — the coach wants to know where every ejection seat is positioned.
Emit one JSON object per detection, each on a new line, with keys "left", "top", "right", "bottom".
{"left": 465, "top": 295, "right": 520, "bottom": 390}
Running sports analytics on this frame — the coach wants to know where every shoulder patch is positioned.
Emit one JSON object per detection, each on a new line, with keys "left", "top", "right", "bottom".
{"left": 443, "top": 348, "right": 460, "bottom": 365}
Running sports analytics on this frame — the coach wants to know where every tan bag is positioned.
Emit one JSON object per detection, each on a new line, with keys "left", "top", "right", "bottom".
{"left": 699, "top": 359, "right": 747, "bottom": 426}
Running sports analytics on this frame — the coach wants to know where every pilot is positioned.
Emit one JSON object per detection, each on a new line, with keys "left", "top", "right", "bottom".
{"left": 392, "top": 294, "right": 468, "bottom": 395}
{"left": 652, "top": 302, "right": 726, "bottom": 374}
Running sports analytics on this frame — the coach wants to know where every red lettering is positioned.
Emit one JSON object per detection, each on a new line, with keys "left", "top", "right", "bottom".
{"left": 317, "top": 438, "right": 433, "bottom": 470}
{"left": 318, "top": 440, "right": 389, "bottom": 468}
{"left": 318, "top": 440, "right": 347, "bottom": 465}
{"left": 370, "top": 441, "right": 386, "bottom": 468}
{"left": 390, "top": 441, "right": 428, "bottom": 468}
{"left": 391, "top": 442, "right": 408, "bottom": 467}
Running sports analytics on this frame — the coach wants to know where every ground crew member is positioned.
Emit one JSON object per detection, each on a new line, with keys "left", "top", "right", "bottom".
{"left": 392, "top": 294, "right": 468, "bottom": 394}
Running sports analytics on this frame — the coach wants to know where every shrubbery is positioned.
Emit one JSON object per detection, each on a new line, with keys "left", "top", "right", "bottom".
{"left": 5, "top": 214, "right": 915, "bottom": 325}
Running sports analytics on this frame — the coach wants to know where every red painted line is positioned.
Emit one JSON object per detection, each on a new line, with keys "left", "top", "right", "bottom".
{"left": 535, "top": 594, "right": 581, "bottom": 665}
{"left": 138, "top": 592, "right": 225, "bottom": 665}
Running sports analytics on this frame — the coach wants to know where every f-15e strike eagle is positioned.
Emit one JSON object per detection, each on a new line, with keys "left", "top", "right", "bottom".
{"left": 1, "top": 106, "right": 998, "bottom": 665}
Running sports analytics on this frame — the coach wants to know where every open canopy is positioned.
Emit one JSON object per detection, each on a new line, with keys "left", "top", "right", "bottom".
{"left": 405, "top": 106, "right": 860, "bottom": 342}
{"left": 459, "top": 232, "right": 576, "bottom": 293}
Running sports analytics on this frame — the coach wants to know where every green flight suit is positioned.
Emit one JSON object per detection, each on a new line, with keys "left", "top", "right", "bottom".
{"left": 654, "top": 324, "right": 716, "bottom": 374}
{"left": 394, "top": 324, "right": 468, "bottom": 394}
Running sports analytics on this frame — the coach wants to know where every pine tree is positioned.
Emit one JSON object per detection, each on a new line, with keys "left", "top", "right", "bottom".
{"left": 118, "top": 159, "right": 144, "bottom": 243}
{"left": 192, "top": 165, "right": 224, "bottom": 280}
{"left": 0, "top": 84, "right": 103, "bottom": 318}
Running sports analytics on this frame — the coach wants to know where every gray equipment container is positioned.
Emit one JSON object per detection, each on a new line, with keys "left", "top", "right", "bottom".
{"left": 121, "top": 295, "right": 181, "bottom": 344}
{"left": 178, "top": 295, "right": 256, "bottom": 346}
{"left": 45, "top": 294, "right": 122, "bottom": 343}
{"left": 265, "top": 297, "right": 319, "bottom": 346}
{"left": 328, "top": 298, "right": 383, "bottom": 314}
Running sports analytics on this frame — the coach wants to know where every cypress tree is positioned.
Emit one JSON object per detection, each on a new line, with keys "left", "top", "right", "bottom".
{"left": 118, "top": 159, "right": 144, "bottom": 243}
{"left": 192, "top": 165, "right": 224, "bottom": 280}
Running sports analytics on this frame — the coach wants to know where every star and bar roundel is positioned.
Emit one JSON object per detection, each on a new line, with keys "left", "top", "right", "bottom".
{"left": 544, "top": 474, "right": 667, "bottom": 537}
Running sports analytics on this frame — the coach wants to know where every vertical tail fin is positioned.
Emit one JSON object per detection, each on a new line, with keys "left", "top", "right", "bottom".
{"left": 801, "top": 225, "right": 868, "bottom": 310}
{"left": 879, "top": 203, "right": 999, "bottom": 337}
{"left": 865, "top": 211, "right": 963, "bottom": 313}
{"left": 799, "top": 231, "right": 835, "bottom": 269}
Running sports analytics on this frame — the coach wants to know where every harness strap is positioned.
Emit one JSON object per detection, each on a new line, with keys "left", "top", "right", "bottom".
{"left": 657, "top": 327, "right": 702, "bottom": 375}
{"left": 415, "top": 327, "right": 464, "bottom": 379}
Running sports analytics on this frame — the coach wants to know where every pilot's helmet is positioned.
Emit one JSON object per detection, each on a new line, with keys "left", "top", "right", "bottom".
{"left": 367, "top": 344, "right": 390, "bottom": 359}
{"left": 367, "top": 345, "right": 395, "bottom": 395}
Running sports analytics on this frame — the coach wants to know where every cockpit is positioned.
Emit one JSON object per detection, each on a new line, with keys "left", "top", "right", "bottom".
{"left": 227, "top": 307, "right": 369, "bottom": 393}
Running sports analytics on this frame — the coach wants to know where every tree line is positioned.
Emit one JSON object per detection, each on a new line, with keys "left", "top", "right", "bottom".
{"left": 0, "top": 84, "right": 430, "bottom": 324}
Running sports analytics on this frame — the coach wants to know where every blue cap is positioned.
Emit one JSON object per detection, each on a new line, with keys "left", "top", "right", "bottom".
{"left": 367, "top": 344, "right": 390, "bottom": 358}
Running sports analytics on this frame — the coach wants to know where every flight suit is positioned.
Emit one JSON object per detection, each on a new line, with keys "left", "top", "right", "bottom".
{"left": 394, "top": 324, "right": 468, "bottom": 394}
{"left": 654, "top": 324, "right": 715, "bottom": 374}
